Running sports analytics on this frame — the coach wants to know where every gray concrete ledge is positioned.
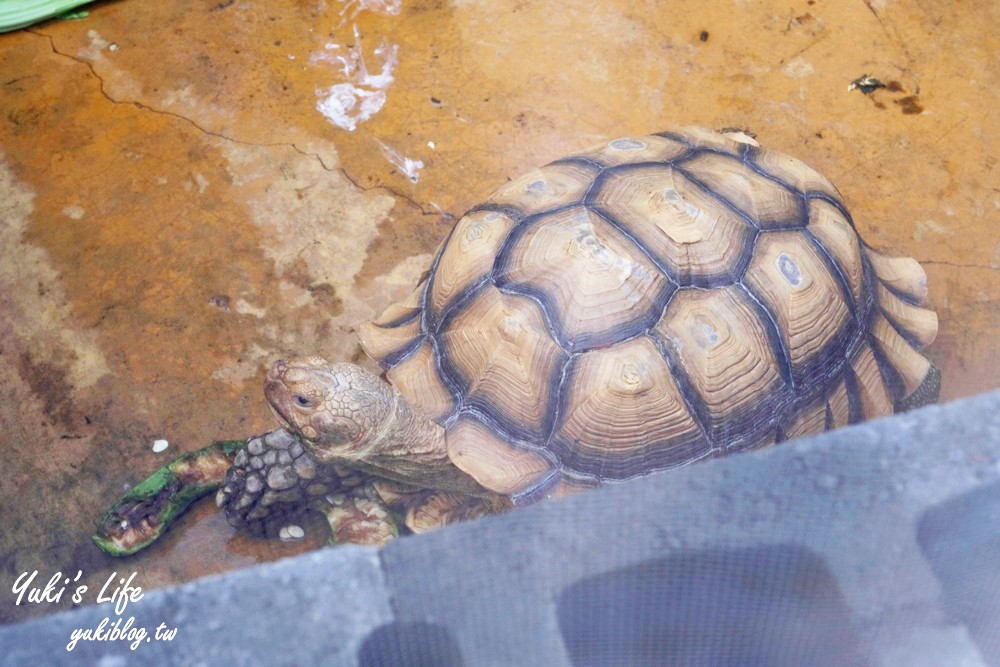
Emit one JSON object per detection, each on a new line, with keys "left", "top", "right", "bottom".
{"left": 3, "top": 390, "right": 1000, "bottom": 666}
{"left": 0, "top": 547, "right": 391, "bottom": 667}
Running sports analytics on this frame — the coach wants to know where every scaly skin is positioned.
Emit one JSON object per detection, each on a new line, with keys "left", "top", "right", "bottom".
{"left": 215, "top": 428, "right": 391, "bottom": 540}
{"left": 263, "top": 357, "right": 494, "bottom": 500}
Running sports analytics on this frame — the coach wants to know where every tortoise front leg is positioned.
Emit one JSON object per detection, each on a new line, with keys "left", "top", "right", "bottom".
{"left": 218, "top": 430, "right": 405, "bottom": 547}
{"left": 217, "top": 429, "right": 369, "bottom": 538}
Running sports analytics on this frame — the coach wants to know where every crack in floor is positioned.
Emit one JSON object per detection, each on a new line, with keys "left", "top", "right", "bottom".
{"left": 26, "top": 28, "right": 448, "bottom": 221}
{"left": 861, "top": 0, "right": 918, "bottom": 88}
{"left": 917, "top": 260, "right": 1000, "bottom": 274}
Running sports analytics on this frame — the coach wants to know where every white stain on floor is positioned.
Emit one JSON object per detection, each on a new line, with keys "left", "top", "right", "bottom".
{"left": 82, "top": 29, "right": 109, "bottom": 60}
{"left": 313, "top": 25, "right": 400, "bottom": 132}
{"left": 375, "top": 138, "right": 424, "bottom": 183}
{"left": 782, "top": 56, "right": 815, "bottom": 78}
{"left": 914, "top": 219, "right": 953, "bottom": 240}
{"left": 339, "top": 0, "right": 402, "bottom": 21}
{"left": 62, "top": 205, "right": 85, "bottom": 219}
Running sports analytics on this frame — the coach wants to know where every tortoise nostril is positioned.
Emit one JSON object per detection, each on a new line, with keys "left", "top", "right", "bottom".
{"left": 269, "top": 359, "right": 289, "bottom": 379}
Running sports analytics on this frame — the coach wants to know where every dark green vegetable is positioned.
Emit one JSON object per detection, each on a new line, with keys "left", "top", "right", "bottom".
{"left": 92, "top": 439, "right": 247, "bottom": 557}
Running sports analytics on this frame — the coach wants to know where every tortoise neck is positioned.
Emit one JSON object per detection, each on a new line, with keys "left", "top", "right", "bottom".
{"left": 333, "top": 385, "right": 491, "bottom": 497}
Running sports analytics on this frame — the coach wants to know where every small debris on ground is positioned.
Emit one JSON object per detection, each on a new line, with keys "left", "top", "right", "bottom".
{"left": 848, "top": 74, "right": 886, "bottom": 94}
{"left": 279, "top": 525, "right": 306, "bottom": 541}
{"left": 152, "top": 439, "right": 169, "bottom": 453}
{"left": 209, "top": 294, "right": 231, "bottom": 310}
{"left": 849, "top": 76, "right": 924, "bottom": 114}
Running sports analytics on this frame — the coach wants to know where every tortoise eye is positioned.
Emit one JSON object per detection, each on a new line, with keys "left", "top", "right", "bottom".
{"left": 293, "top": 394, "right": 312, "bottom": 407}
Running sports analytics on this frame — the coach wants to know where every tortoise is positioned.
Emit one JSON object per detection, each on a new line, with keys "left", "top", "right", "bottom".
{"left": 94, "top": 126, "right": 939, "bottom": 553}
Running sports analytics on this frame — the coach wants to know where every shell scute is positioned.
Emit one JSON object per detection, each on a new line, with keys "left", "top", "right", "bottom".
{"left": 805, "top": 198, "right": 865, "bottom": 304}
{"left": 359, "top": 278, "right": 426, "bottom": 367}
{"left": 750, "top": 145, "right": 843, "bottom": 202}
{"left": 486, "top": 161, "right": 597, "bottom": 212}
{"left": 447, "top": 414, "right": 554, "bottom": 495}
{"left": 385, "top": 340, "right": 456, "bottom": 422}
{"left": 578, "top": 134, "right": 690, "bottom": 167}
{"left": 431, "top": 208, "right": 517, "bottom": 317}
{"left": 590, "top": 163, "right": 755, "bottom": 287}
{"left": 495, "top": 205, "right": 672, "bottom": 350}
{"left": 678, "top": 151, "right": 806, "bottom": 229}
{"left": 653, "top": 285, "right": 789, "bottom": 445}
{"left": 550, "top": 336, "right": 712, "bottom": 479}
{"left": 359, "top": 314, "right": 423, "bottom": 367}
{"left": 850, "top": 344, "right": 894, "bottom": 420}
{"left": 785, "top": 399, "right": 827, "bottom": 440}
{"left": 658, "top": 126, "right": 752, "bottom": 155}
{"left": 439, "top": 285, "right": 566, "bottom": 442}
{"left": 823, "top": 379, "right": 850, "bottom": 429}
{"left": 743, "top": 231, "right": 853, "bottom": 385}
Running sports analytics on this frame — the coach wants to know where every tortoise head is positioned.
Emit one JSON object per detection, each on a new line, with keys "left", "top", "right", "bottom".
{"left": 264, "top": 358, "right": 394, "bottom": 461}
{"left": 264, "top": 357, "right": 481, "bottom": 498}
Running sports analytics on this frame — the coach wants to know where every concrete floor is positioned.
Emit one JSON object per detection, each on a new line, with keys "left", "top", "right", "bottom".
{"left": 1, "top": 0, "right": 998, "bottom": 625}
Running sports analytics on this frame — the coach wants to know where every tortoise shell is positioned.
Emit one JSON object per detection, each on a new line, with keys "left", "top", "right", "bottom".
{"left": 359, "top": 127, "right": 937, "bottom": 499}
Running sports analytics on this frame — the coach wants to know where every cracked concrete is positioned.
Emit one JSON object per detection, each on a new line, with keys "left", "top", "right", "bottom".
{"left": 1, "top": 0, "right": 998, "bottom": 629}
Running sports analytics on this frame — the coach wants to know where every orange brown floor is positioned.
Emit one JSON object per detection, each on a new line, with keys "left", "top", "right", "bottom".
{"left": 1, "top": 0, "right": 998, "bottom": 625}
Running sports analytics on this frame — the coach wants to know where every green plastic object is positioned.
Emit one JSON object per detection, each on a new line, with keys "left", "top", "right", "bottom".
{"left": 0, "top": 0, "right": 95, "bottom": 32}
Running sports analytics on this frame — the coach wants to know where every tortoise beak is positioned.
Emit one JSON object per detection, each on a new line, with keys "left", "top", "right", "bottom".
{"left": 264, "top": 360, "right": 294, "bottom": 430}
{"left": 265, "top": 359, "right": 290, "bottom": 396}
